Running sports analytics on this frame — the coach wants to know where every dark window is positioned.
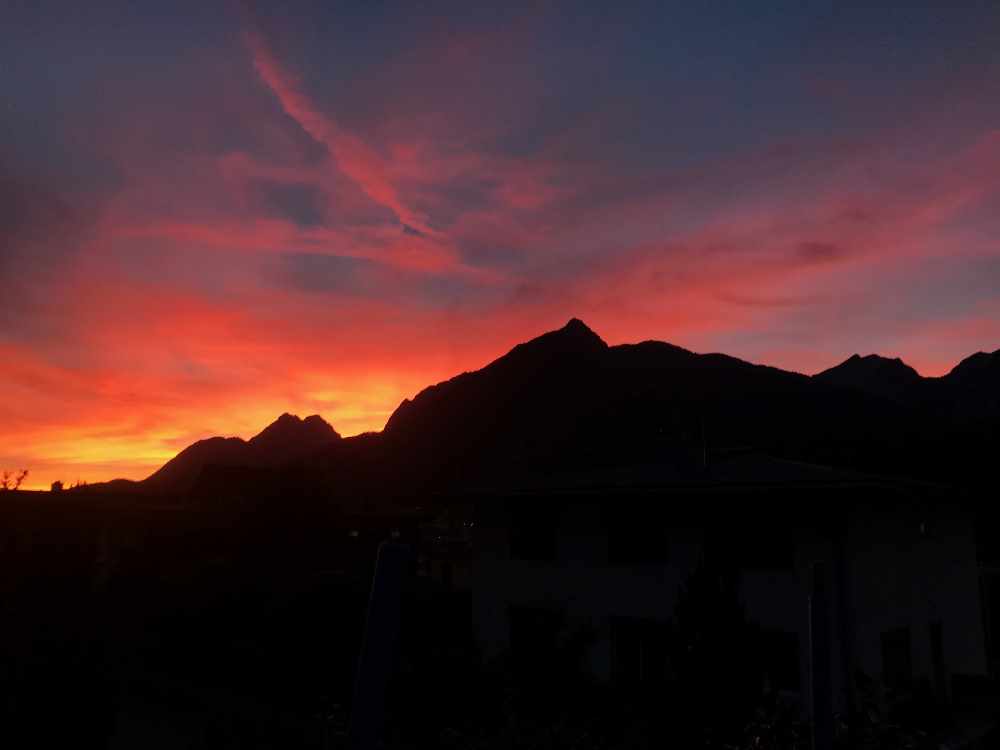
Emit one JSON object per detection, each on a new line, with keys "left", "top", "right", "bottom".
{"left": 441, "top": 560, "right": 453, "bottom": 590}
{"left": 608, "top": 520, "right": 668, "bottom": 565}
{"left": 509, "top": 605, "right": 562, "bottom": 672}
{"left": 611, "top": 616, "right": 668, "bottom": 686}
{"left": 761, "top": 630, "right": 800, "bottom": 692}
{"left": 881, "top": 627, "right": 912, "bottom": 689}
{"left": 976, "top": 521, "right": 1000, "bottom": 564}
{"left": 604, "top": 504, "right": 668, "bottom": 564}
{"left": 711, "top": 524, "right": 794, "bottom": 570}
{"left": 509, "top": 506, "right": 557, "bottom": 561}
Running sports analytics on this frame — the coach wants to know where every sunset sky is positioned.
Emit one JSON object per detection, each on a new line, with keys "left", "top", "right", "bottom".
{"left": 3, "top": 1, "right": 1000, "bottom": 488}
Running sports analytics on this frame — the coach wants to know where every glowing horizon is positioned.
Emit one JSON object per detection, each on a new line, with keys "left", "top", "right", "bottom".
{"left": 8, "top": 321, "right": 993, "bottom": 491}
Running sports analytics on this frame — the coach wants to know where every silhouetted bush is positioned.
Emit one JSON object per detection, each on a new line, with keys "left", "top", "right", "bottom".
{"left": 0, "top": 468, "right": 28, "bottom": 490}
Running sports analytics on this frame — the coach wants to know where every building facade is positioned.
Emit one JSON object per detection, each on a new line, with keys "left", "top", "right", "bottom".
{"left": 458, "top": 454, "right": 987, "bottom": 715}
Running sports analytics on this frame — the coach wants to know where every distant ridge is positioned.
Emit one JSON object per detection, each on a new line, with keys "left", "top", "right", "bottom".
{"left": 947, "top": 348, "right": 1000, "bottom": 384}
{"left": 816, "top": 353, "right": 922, "bottom": 401}
{"left": 141, "top": 413, "right": 340, "bottom": 493}
{"left": 77, "top": 320, "right": 998, "bottom": 498}
{"left": 816, "top": 348, "right": 1000, "bottom": 419}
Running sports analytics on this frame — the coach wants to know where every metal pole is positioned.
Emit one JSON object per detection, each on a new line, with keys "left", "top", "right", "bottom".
{"left": 349, "top": 541, "right": 413, "bottom": 750}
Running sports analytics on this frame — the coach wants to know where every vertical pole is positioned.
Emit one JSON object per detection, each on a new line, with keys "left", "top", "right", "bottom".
{"left": 349, "top": 541, "right": 412, "bottom": 750}
{"left": 833, "top": 526, "right": 858, "bottom": 747}
{"left": 811, "top": 561, "right": 834, "bottom": 750}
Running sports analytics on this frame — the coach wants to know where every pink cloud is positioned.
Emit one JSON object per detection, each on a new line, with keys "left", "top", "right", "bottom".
{"left": 243, "top": 27, "right": 435, "bottom": 236}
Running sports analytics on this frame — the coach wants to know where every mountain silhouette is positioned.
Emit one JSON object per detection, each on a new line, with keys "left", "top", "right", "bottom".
{"left": 937, "top": 349, "right": 1000, "bottom": 420}
{"left": 142, "top": 413, "right": 340, "bottom": 493}
{"left": 815, "top": 348, "right": 1000, "bottom": 421}
{"left": 815, "top": 353, "right": 922, "bottom": 402}
{"left": 248, "top": 413, "right": 340, "bottom": 459}
{"left": 374, "top": 320, "right": 881, "bottom": 491}
{"left": 947, "top": 348, "right": 1000, "bottom": 385}
{"left": 370, "top": 319, "right": 996, "bottom": 493}
{"left": 78, "top": 320, "right": 997, "bottom": 499}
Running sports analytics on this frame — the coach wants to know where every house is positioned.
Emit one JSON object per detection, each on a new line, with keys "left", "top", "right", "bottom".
{"left": 453, "top": 451, "right": 988, "bottom": 716}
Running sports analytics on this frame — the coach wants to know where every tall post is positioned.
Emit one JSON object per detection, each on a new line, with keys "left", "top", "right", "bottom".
{"left": 833, "top": 525, "right": 858, "bottom": 747}
{"left": 349, "top": 541, "right": 413, "bottom": 750}
{"left": 811, "top": 561, "right": 834, "bottom": 750}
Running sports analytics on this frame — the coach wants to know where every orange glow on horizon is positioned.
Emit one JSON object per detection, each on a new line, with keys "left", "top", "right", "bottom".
{"left": 9, "top": 388, "right": 403, "bottom": 491}
{"left": 7, "top": 316, "right": 992, "bottom": 491}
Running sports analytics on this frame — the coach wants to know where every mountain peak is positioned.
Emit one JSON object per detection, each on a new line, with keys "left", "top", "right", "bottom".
{"left": 540, "top": 317, "right": 607, "bottom": 349}
{"left": 383, "top": 318, "right": 609, "bottom": 437}
{"left": 250, "top": 413, "right": 340, "bottom": 446}
{"left": 815, "top": 353, "right": 921, "bottom": 400}
{"left": 823, "top": 353, "right": 919, "bottom": 374}
{"left": 142, "top": 414, "right": 341, "bottom": 493}
{"left": 562, "top": 317, "right": 592, "bottom": 334}
{"left": 488, "top": 317, "right": 608, "bottom": 366}
{"left": 845, "top": 353, "right": 905, "bottom": 365}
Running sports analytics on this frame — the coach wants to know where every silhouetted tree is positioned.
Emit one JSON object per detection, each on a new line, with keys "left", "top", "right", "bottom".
{"left": 0, "top": 469, "right": 28, "bottom": 490}
{"left": 51, "top": 480, "right": 63, "bottom": 492}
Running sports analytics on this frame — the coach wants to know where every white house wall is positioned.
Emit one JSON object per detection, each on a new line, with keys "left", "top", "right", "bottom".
{"left": 847, "top": 502, "right": 987, "bottom": 686}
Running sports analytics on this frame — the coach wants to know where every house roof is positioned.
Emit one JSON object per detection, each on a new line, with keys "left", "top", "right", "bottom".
{"left": 447, "top": 449, "right": 950, "bottom": 499}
